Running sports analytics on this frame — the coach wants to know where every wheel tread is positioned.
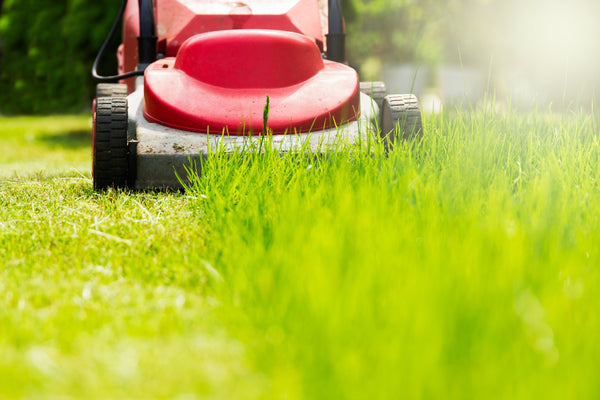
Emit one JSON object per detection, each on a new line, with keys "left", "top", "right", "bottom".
{"left": 93, "top": 84, "right": 129, "bottom": 190}
{"left": 380, "top": 94, "right": 423, "bottom": 144}
{"left": 97, "top": 84, "right": 128, "bottom": 98}
{"left": 360, "top": 81, "right": 387, "bottom": 109}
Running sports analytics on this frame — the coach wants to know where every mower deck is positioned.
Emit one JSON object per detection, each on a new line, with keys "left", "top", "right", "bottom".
{"left": 129, "top": 81, "right": 379, "bottom": 189}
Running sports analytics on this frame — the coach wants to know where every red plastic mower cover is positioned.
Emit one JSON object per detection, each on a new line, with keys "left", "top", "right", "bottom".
{"left": 120, "top": 0, "right": 327, "bottom": 92}
{"left": 143, "top": 29, "right": 359, "bottom": 135}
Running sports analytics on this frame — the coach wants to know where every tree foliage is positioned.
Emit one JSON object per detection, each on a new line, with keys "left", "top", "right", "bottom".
{"left": 345, "top": 0, "right": 448, "bottom": 68}
{"left": 0, "top": 0, "right": 121, "bottom": 113}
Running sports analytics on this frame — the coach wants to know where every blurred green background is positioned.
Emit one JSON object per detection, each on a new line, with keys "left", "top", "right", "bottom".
{"left": 1, "top": 0, "right": 599, "bottom": 113}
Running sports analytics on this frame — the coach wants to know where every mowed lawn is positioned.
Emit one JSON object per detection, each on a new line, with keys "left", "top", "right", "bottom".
{"left": 1, "top": 111, "right": 600, "bottom": 399}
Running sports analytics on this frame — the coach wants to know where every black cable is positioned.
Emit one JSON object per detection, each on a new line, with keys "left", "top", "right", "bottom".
{"left": 92, "top": 0, "right": 144, "bottom": 81}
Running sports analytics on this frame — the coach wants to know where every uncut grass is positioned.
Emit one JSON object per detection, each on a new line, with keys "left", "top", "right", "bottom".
{"left": 2, "top": 111, "right": 600, "bottom": 399}
{"left": 185, "top": 110, "right": 600, "bottom": 399}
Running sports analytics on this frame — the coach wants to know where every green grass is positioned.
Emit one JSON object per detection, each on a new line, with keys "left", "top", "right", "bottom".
{"left": 1, "top": 110, "right": 600, "bottom": 399}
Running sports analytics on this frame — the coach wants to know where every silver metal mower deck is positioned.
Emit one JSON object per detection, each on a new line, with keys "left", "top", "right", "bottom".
{"left": 127, "top": 80, "right": 380, "bottom": 189}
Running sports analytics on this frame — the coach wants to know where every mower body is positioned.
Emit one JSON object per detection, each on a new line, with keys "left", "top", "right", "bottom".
{"left": 93, "top": 0, "right": 419, "bottom": 189}
{"left": 120, "top": 0, "right": 328, "bottom": 90}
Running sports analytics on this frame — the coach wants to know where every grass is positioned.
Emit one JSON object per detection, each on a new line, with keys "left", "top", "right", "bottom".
{"left": 1, "top": 109, "right": 600, "bottom": 399}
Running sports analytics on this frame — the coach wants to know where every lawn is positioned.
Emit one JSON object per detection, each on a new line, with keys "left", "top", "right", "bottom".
{"left": 1, "top": 110, "right": 599, "bottom": 399}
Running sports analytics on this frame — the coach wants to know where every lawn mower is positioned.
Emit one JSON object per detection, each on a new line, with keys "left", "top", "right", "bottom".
{"left": 92, "top": 0, "right": 423, "bottom": 190}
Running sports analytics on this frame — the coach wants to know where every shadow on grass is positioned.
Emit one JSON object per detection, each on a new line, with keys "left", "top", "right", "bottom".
{"left": 37, "top": 130, "right": 90, "bottom": 149}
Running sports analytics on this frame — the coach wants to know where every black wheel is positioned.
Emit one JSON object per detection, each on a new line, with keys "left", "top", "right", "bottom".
{"left": 93, "top": 84, "right": 129, "bottom": 190}
{"left": 380, "top": 94, "right": 423, "bottom": 144}
{"left": 359, "top": 81, "right": 387, "bottom": 110}
{"left": 96, "top": 83, "right": 128, "bottom": 98}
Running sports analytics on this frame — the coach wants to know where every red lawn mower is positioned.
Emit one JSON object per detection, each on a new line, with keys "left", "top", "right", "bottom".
{"left": 92, "top": 0, "right": 422, "bottom": 189}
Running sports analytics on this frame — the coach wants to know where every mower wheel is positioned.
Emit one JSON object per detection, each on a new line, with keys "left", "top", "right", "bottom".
{"left": 96, "top": 83, "right": 128, "bottom": 98}
{"left": 380, "top": 94, "right": 422, "bottom": 144}
{"left": 359, "top": 81, "right": 387, "bottom": 110}
{"left": 93, "top": 85, "right": 129, "bottom": 190}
